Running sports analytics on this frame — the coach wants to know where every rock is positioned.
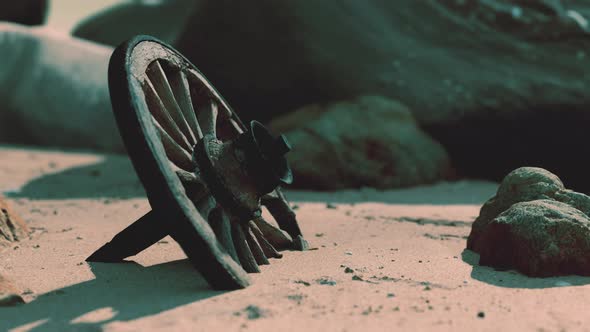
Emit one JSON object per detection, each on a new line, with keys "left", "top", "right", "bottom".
{"left": 0, "top": 274, "right": 24, "bottom": 306}
{"left": 468, "top": 167, "right": 590, "bottom": 276}
{"left": 0, "top": 1, "right": 48, "bottom": 26}
{"left": 72, "top": 0, "right": 196, "bottom": 47}
{"left": 175, "top": 0, "right": 590, "bottom": 191}
{"left": 440, "top": 0, "right": 590, "bottom": 41}
{"left": 467, "top": 167, "right": 590, "bottom": 251}
{"left": 0, "top": 23, "right": 122, "bottom": 152}
{"left": 268, "top": 96, "right": 452, "bottom": 190}
{"left": 477, "top": 199, "right": 590, "bottom": 277}
{"left": 469, "top": 167, "right": 565, "bottom": 246}
{"left": 0, "top": 196, "right": 28, "bottom": 247}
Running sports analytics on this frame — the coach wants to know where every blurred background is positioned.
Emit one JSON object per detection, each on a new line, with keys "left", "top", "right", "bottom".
{"left": 1, "top": 0, "right": 590, "bottom": 192}
{"left": 49, "top": 0, "right": 123, "bottom": 31}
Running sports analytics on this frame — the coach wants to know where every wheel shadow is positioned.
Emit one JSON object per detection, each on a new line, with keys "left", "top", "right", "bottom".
{"left": 0, "top": 260, "right": 228, "bottom": 331}
{"left": 7, "top": 155, "right": 146, "bottom": 200}
{"left": 462, "top": 249, "right": 590, "bottom": 288}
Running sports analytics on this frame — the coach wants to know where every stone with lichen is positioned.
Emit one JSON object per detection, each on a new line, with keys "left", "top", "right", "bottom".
{"left": 468, "top": 167, "right": 590, "bottom": 276}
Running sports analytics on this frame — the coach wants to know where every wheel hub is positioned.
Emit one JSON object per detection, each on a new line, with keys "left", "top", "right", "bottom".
{"left": 193, "top": 121, "right": 292, "bottom": 221}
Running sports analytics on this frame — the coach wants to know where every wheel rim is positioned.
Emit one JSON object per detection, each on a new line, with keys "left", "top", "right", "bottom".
{"left": 108, "top": 36, "right": 306, "bottom": 290}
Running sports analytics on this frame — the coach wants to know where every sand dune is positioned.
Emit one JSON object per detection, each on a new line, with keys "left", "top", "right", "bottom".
{"left": 1, "top": 145, "right": 590, "bottom": 331}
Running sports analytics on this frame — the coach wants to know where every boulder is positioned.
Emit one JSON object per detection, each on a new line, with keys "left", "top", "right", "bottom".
{"left": 468, "top": 167, "right": 590, "bottom": 276}
{"left": 72, "top": 0, "right": 197, "bottom": 47}
{"left": 268, "top": 96, "right": 452, "bottom": 190}
{"left": 174, "top": 0, "right": 590, "bottom": 191}
{"left": 0, "top": 196, "right": 28, "bottom": 247}
{"left": 0, "top": 23, "right": 122, "bottom": 152}
{"left": 476, "top": 199, "right": 590, "bottom": 277}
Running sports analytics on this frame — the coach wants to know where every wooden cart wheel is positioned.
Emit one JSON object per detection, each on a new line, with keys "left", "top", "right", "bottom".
{"left": 88, "top": 35, "right": 307, "bottom": 290}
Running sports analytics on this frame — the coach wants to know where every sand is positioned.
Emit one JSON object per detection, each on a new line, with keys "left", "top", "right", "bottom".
{"left": 1, "top": 145, "right": 590, "bottom": 332}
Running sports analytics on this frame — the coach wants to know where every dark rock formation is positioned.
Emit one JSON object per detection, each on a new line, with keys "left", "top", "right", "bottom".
{"left": 3, "top": 1, "right": 590, "bottom": 191}
{"left": 174, "top": 0, "right": 590, "bottom": 191}
{"left": 0, "top": 1, "right": 48, "bottom": 26}
{"left": 268, "top": 96, "right": 452, "bottom": 189}
{"left": 477, "top": 199, "right": 590, "bottom": 277}
{"left": 72, "top": 0, "right": 196, "bottom": 47}
{"left": 0, "top": 196, "right": 28, "bottom": 247}
{"left": 468, "top": 167, "right": 590, "bottom": 276}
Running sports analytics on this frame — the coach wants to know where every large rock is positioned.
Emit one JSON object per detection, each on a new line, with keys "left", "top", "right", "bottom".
{"left": 72, "top": 0, "right": 197, "bottom": 47}
{"left": 476, "top": 199, "right": 590, "bottom": 277}
{"left": 468, "top": 167, "right": 590, "bottom": 276}
{"left": 468, "top": 167, "right": 590, "bottom": 250}
{"left": 0, "top": 1, "right": 48, "bottom": 26}
{"left": 0, "top": 23, "right": 122, "bottom": 151}
{"left": 0, "top": 196, "right": 28, "bottom": 247}
{"left": 268, "top": 96, "right": 452, "bottom": 190}
{"left": 175, "top": 0, "right": 590, "bottom": 192}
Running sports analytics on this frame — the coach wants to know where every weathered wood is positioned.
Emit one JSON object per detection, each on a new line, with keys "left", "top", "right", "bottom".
{"left": 147, "top": 60, "right": 196, "bottom": 145}
{"left": 91, "top": 36, "right": 306, "bottom": 290}
{"left": 196, "top": 100, "right": 219, "bottom": 137}
{"left": 209, "top": 207, "right": 240, "bottom": 263}
{"left": 143, "top": 78, "right": 192, "bottom": 150}
{"left": 231, "top": 221, "right": 260, "bottom": 273}
{"left": 252, "top": 216, "right": 293, "bottom": 250}
{"left": 249, "top": 220, "right": 282, "bottom": 259}
{"left": 262, "top": 190, "right": 307, "bottom": 250}
{"left": 168, "top": 69, "right": 204, "bottom": 139}
{"left": 86, "top": 210, "right": 168, "bottom": 262}
{"left": 245, "top": 225, "right": 269, "bottom": 265}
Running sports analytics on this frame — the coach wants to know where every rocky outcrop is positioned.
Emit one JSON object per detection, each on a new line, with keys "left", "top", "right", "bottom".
{"left": 72, "top": 0, "right": 196, "bottom": 47}
{"left": 0, "top": 196, "right": 28, "bottom": 247}
{"left": 3, "top": 1, "right": 590, "bottom": 191}
{"left": 468, "top": 167, "right": 590, "bottom": 276}
{"left": 0, "top": 23, "right": 121, "bottom": 151}
{"left": 268, "top": 96, "right": 452, "bottom": 189}
{"left": 174, "top": 0, "right": 590, "bottom": 191}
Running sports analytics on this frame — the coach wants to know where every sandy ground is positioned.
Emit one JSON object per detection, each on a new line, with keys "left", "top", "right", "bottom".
{"left": 2, "top": 145, "right": 590, "bottom": 331}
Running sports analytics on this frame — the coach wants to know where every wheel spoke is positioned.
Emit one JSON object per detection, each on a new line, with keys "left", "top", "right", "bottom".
{"left": 252, "top": 216, "right": 293, "bottom": 250}
{"left": 230, "top": 119, "right": 244, "bottom": 134}
{"left": 169, "top": 162, "right": 209, "bottom": 201}
{"left": 209, "top": 208, "right": 240, "bottom": 263}
{"left": 196, "top": 99, "right": 218, "bottom": 137}
{"left": 170, "top": 162, "right": 198, "bottom": 184}
{"left": 147, "top": 61, "right": 196, "bottom": 145}
{"left": 153, "top": 119, "right": 194, "bottom": 170}
{"left": 168, "top": 70, "right": 204, "bottom": 139}
{"left": 249, "top": 220, "right": 282, "bottom": 259}
{"left": 245, "top": 224, "right": 269, "bottom": 265}
{"left": 144, "top": 80, "right": 192, "bottom": 151}
{"left": 231, "top": 221, "right": 260, "bottom": 273}
{"left": 262, "top": 190, "right": 307, "bottom": 250}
